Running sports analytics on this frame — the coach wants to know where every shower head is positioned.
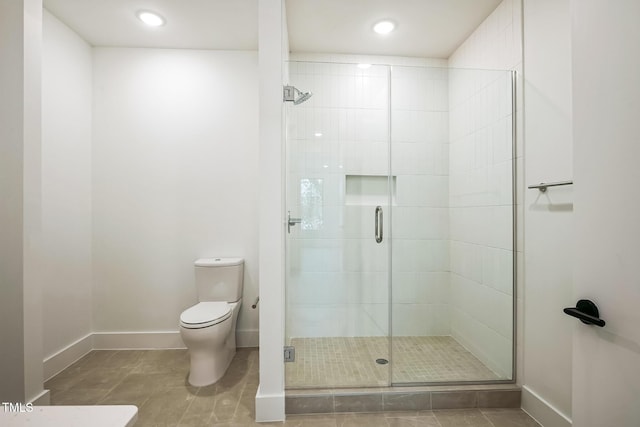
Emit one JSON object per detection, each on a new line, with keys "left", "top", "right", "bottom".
{"left": 293, "top": 90, "right": 313, "bottom": 105}
{"left": 284, "top": 85, "right": 313, "bottom": 105}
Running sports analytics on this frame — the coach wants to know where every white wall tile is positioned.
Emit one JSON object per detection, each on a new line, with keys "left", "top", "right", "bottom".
{"left": 392, "top": 207, "right": 449, "bottom": 240}
{"left": 447, "top": 0, "right": 520, "bottom": 379}
{"left": 393, "top": 272, "right": 449, "bottom": 304}
{"left": 392, "top": 303, "right": 450, "bottom": 336}
{"left": 395, "top": 175, "right": 448, "bottom": 207}
{"left": 287, "top": 10, "right": 518, "bottom": 348}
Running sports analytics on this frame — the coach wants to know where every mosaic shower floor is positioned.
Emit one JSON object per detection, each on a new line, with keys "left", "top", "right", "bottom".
{"left": 285, "top": 336, "right": 501, "bottom": 388}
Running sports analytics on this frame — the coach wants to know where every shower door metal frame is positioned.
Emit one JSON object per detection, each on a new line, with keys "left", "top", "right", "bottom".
{"left": 283, "top": 62, "right": 518, "bottom": 389}
{"left": 387, "top": 68, "right": 518, "bottom": 387}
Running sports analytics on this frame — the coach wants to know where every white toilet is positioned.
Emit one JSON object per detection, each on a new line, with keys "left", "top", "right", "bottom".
{"left": 179, "top": 257, "right": 243, "bottom": 387}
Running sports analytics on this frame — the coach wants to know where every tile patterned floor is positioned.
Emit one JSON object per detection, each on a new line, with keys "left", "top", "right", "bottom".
{"left": 47, "top": 348, "right": 538, "bottom": 426}
{"left": 285, "top": 337, "right": 500, "bottom": 388}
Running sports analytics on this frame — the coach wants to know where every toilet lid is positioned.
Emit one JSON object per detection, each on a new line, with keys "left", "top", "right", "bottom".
{"left": 180, "top": 302, "right": 231, "bottom": 328}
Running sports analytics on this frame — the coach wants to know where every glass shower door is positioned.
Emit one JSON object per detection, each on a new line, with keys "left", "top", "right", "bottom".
{"left": 284, "top": 61, "right": 392, "bottom": 388}
{"left": 389, "top": 66, "right": 515, "bottom": 384}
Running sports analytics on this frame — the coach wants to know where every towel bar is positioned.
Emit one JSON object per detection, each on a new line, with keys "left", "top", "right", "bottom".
{"left": 528, "top": 180, "right": 573, "bottom": 192}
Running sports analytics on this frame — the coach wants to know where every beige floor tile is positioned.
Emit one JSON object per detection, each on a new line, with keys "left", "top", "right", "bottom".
{"left": 49, "top": 387, "right": 111, "bottom": 405}
{"left": 334, "top": 413, "right": 391, "bottom": 427}
{"left": 210, "top": 389, "right": 243, "bottom": 422}
{"left": 70, "top": 367, "right": 127, "bottom": 390}
{"left": 97, "top": 377, "right": 155, "bottom": 407}
{"left": 481, "top": 409, "right": 541, "bottom": 427}
{"left": 106, "top": 350, "right": 146, "bottom": 369}
{"left": 385, "top": 411, "right": 441, "bottom": 427}
{"left": 434, "top": 409, "right": 493, "bottom": 427}
{"left": 178, "top": 391, "right": 217, "bottom": 426}
{"left": 136, "top": 386, "right": 197, "bottom": 426}
{"left": 48, "top": 348, "right": 537, "bottom": 427}
{"left": 285, "top": 414, "right": 339, "bottom": 426}
{"left": 45, "top": 369, "right": 90, "bottom": 392}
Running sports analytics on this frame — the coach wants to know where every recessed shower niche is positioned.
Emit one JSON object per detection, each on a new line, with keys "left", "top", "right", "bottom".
{"left": 285, "top": 60, "right": 515, "bottom": 388}
{"left": 345, "top": 175, "right": 397, "bottom": 206}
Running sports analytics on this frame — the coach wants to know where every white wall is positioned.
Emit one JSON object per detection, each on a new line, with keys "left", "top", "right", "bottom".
{"left": 41, "top": 9, "right": 93, "bottom": 363}
{"left": 571, "top": 1, "right": 640, "bottom": 425}
{"left": 0, "top": 0, "right": 46, "bottom": 404}
{"left": 22, "top": 0, "right": 45, "bottom": 405}
{"left": 521, "top": 1, "right": 573, "bottom": 426}
{"left": 92, "top": 48, "right": 259, "bottom": 345}
{"left": 0, "top": 0, "right": 28, "bottom": 403}
{"left": 448, "top": 0, "right": 523, "bottom": 379}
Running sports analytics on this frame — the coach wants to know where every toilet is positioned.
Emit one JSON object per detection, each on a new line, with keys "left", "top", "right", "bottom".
{"left": 179, "top": 257, "right": 243, "bottom": 387}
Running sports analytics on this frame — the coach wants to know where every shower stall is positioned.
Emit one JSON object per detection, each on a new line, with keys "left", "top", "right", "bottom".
{"left": 284, "top": 61, "right": 515, "bottom": 388}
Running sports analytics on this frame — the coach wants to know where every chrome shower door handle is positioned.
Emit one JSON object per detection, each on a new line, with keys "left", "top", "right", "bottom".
{"left": 375, "top": 206, "right": 383, "bottom": 243}
{"left": 287, "top": 210, "right": 302, "bottom": 234}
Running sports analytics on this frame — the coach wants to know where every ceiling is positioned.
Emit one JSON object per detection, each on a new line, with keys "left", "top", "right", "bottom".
{"left": 286, "top": 0, "right": 503, "bottom": 58}
{"left": 43, "top": 0, "right": 259, "bottom": 50}
{"left": 44, "top": 0, "right": 503, "bottom": 58}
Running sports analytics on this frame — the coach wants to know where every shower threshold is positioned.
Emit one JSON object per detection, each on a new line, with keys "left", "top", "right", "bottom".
{"left": 285, "top": 383, "right": 521, "bottom": 415}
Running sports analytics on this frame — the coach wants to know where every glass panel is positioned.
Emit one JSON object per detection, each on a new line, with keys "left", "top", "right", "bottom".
{"left": 285, "top": 61, "right": 391, "bottom": 388}
{"left": 390, "top": 66, "right": 515, "bottom": 384}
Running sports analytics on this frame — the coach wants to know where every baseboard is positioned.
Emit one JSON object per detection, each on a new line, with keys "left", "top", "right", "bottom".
{"left": 521, "top": 385, "right": 572, "bottom": 427}
{"left": 92, "top": 331, "right": 186, "bottom": 349}
{"left": 92, "top": 329, "right": 258, "bottom": 350}
{"left": 44, "top": 330, "right": 259, "bottom": 382}
{"left": 43, "top": 333, "right": 93, "bottom": 381}
{"left": 255, "top": 385, "right": 285, "bottom": 422}
{"left": 29, "top": 389, "right": 50, "bottom": 406}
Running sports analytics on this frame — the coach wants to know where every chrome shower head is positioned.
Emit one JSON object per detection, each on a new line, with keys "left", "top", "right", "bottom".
{"left": 284, "top": 85, "right": 313, "bottom": 105}
{"left": 293, "top": 91, "right": 313, "bottom": 105}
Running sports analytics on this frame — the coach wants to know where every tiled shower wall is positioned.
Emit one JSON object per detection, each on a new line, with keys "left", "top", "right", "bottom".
{"left": 390, "top": 66, "right": 450, "bottom": 337}
{"left": 285, "top": 3, "right": 521, "bottom": 376}
{"left": 447, "top": 68, "right": 514, "bottom": 378}
{"left": 448, "top": 0, "right": 523, "bottom": 378}
{"left": 286, "top": 57, "right": 451, "bottom": 339}
{"left": 286, "top": 61, "right": 392, "bottom": 338}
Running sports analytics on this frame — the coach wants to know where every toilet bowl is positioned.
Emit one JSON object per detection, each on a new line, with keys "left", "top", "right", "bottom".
{"left": 180, "top": 300, "right": 241, "bottom": 387}
{"left": 179, "top": 256, "right": 244, "bottom": 387}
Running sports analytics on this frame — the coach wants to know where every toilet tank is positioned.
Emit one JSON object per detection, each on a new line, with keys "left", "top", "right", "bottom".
{"left": 194, "top": 258, "right": 244, "bottom": 302}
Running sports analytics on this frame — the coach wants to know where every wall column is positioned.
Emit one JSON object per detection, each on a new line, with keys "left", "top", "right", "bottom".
{"left": 256, "top": 0, "right": 286, "bottom": 422}
{"left": 0, "top": 0, "right": 45, "bottom": 404}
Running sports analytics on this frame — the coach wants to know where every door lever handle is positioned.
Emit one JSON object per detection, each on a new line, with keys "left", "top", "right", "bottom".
{"left": 287, "top": 211, "right": 302, "bottom": 234}
{"left": 563, "top": 299, "right": 606, "bottom": 327}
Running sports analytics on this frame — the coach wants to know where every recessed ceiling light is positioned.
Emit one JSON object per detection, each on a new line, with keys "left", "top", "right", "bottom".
{"left": 137, "top": 10, "right": 165, "bottom": 27}
{"left": 357, "top": 63, "right": 372, "bottom": 69}
{"left": 314, "top": 132, "right": 323, "bottom": 137}
{"left": 373, "top": 20, "right": 396, "bottom": 35}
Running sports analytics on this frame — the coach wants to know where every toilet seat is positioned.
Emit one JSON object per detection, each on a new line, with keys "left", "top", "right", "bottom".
{"left": 180, "top": 302, "right": 232, "bottom": 329}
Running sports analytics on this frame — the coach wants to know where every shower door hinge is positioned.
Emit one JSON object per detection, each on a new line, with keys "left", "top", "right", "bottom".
{"left": 284, "top": 346, "right": 295, "bottom": 362}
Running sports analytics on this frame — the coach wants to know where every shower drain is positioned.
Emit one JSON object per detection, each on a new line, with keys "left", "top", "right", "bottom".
{"left": 375, "top": 358, "right": 389, "bottom": 365}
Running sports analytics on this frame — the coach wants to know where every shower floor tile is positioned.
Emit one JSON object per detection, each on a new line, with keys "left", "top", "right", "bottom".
{"left": 285, "top": 336, "right": 501, "bottom": 388}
